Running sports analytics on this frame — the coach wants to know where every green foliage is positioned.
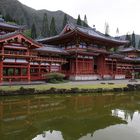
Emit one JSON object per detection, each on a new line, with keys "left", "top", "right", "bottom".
{"left": 125, "top": 33, "right": 131, "bottom": 48}
{"left": 4, "top": 13, "right": 12, "bottom": 22}
{"left": 83, "top": 14, "right": 88, "bottom": 27}
{"left": 8, "top": 68, "right": 14, "bottom": 76}
{"left": 77, "top": 14, "right": 82, "bottom": 26}
{"left": 31, "top": 23, "right": 37, "bottom": 39}
{"left": 109, "top": 47, "right": 117, "bottom": 52}
{"left": 41, "top": 13, "right": 49, "bottom": 37}
{"left": 23, "top": 29, "right": 31, "bottom": 38}
{"left": 2, "top": 13, "right": 17, "bottom": 24}
{"left": 50, "top": 17, "right": 57, "bottom": 36}
{"left": 44, "top": 73, "right": 65, "bottom": 83}
{"left": 62, "top": 14, "right": 68, "bottom": 29}
{"left": 131, "top": 31, "right": 136, "bottom": 48}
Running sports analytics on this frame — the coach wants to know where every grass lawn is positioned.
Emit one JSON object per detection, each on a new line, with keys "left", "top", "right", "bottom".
{"left": 0, "top": 83, "right": 127, "bottom": 91}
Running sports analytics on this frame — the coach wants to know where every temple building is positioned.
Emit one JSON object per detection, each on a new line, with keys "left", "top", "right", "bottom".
{"left": 38, "top": 24, "right": 128, "bottom": 80}
{"left": 1, "top": 18, "right": 140, "bottom": 82}
{"left": 0, "top": 19, "right": 67, "bottom": 82}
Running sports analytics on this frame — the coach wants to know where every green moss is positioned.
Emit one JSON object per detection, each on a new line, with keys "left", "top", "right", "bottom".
{"left": 0, "top": 83, "right": 127, "bottom": 91}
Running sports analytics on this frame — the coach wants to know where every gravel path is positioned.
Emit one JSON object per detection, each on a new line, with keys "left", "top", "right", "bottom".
{"left": 47, "top": 79, "right": 140, "bottom": 86}
{"left": 1, "top": 79, "right": 140, "bottom": 86}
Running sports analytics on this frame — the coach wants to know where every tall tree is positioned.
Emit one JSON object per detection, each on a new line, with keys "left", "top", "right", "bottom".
{"left": 138, "top": 40, "right": 140, "bottom": 49}
{"left": 131, "top": 31, "right": 136, "bottom": 48}
{"left": 77, "top": 14, "right": 82, "bottom": 26}
{"left": 125, "top": 33, "right": 131, "bottom": 48}
{"left": 50, "top": 17, "right": 57, "bottom": 36}
{"left": 31, "top": 23, "right": 37, "bottom": 39}
{"left": 104, "top": 22, "right": 109, "bottom": 36}
{"left": 23, "top": 29, "right": 31, "bottom": 38}
{"left": 116, "top": 28, "right": 119, "bottom": 36}
{"left": 62, "top": 14, "right": 68, "bottom": 29}
{"left": 4, "top": 13, "right": 13, "bottom": 22}
{"left": 41, "top": 13, "right": 49, "bottom": 37}
{"left": 83, "top": 14, "right": 88, "bottom": 27}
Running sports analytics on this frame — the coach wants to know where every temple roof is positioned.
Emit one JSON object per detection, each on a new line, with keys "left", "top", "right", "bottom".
{"left": 108, "top": 53, "right": 140, "bottom": 62}
{"left": 34, "top": 45, "right": 68, "bottom": 54}
{"left": 109, "top": 53, "right": 125, "bottom": 59}
{"left": 0, "top": 18, "right": 4, "bottom": 22}
{"left": 38, "top": 24, "right": 128, "bottom": 46}
{"left": 0, "top": 21, "right": 23, "bottom": 31}
{"left": 72, "top": 24, "right": 127, "bottom": 44}
{"left": 0, "top": 32, "right": 42, "bottom": 48}
{"left": 119, "top": 47, "right": 140, "bottom": 52}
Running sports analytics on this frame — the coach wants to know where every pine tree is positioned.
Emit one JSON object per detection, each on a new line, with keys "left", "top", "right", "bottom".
{"left": 116, "top": 28, "right": 119, "bottom": 36}
{"left": 4, "top": 13, "right": 13, "bottom": 22}
{"left": 41, "top": 13, "right": 49, "bottom": 37}
{"left": 50, "top": 17, "right": 57, "bottom": 36}
{"left": 131, "top": 31, "right": 136, "bottom": 48}
{"left": 138, "top": 40, "right": 140, "bottom": 49}
{"left": 77, "top": 14, "right": 82, "bottom": 26}
{"left": 31, "top": 23, "right": 37, "bottom": 39}
{"left": 83, "top": 14, "right": 88, "bottom": 27}
{"left": 62, "top": 14, "right": 68, "bottom": 29}
{"left": 105, "top": 22, "right": 109, "bottom": 36}
{"left": 23, "top": 29, "right": 31, "bottom": 38}
{"left": 125, "top": 33, "right": 131, "bottom": 48}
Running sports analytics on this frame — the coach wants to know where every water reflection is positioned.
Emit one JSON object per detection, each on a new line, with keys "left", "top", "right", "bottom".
{"left": 0, "top": 94, "right": 140, "bottom": 140}
{"left": 33, "top": 130, "right": 64, "bottom": 140}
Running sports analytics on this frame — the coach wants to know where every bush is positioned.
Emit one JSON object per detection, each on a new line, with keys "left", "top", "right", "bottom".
{"left": 44, "top": 72, "right": 65, "bottom": 83}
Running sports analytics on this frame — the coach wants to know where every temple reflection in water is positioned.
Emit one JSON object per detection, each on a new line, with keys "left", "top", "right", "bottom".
{"left": 0, "top": 94, "right": 140, "bottom": 140}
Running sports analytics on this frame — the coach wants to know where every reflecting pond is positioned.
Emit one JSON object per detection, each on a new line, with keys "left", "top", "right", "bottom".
{"left": 0, "top": 93, "right": 140, "bottom": 140}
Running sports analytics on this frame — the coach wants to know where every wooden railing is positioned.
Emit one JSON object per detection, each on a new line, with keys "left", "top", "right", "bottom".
{"left": 33, "top": 57, "right": 67, "bottom": 63}
{"left": 0, "top": 50, "right": 67, "bottom": 63}
{"left": 0, "top": 50, "right": 29, "bottom": 57}
{"left": 3, "top": 75, "right": 28, "bottom": 80}
{"left": 87, "top": 47, "right": 107, "bottom": 52}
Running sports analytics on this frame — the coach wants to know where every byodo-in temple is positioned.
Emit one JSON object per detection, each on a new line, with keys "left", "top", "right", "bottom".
{"left": 0, "top": 18, "right": 140, "bottom": 82}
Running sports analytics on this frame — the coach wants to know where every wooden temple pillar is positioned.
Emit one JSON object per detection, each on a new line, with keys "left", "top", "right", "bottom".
{"left": 111, "top": 59, "right": 114, "bottom": 79}
{"left": 71, "top": 59, "right": 75, "bottom": 74}
{"left": 27, "top": 61, "right": 31, "bottom": 82}
{"left": 69, "top": 60, "right": 72, "bottom": 74}
{"left": 0, "top": 43, "right": 4, "bottom": 83}
{"left": 20, "top": 68, "right": 22, "bottom": 81}
{"left": 0, "top": 59, "right": 3, "bottom": 83}
{"left": 59, "top": 63, "right": 62, "bottom": 72}
{"left": 97, "top": 55, "right": 105, "bottom": 78}
{"left": 49, "top": 62, "right": 52, "bottom": 72}
{"left": 75, "top": 57, "right": 78, "bottom": 75}
{"left": 39, "top": 62, "right": 41, "bottom": 78}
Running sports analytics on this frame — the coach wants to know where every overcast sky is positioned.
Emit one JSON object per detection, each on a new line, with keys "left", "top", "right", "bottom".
{"left": 19, "top": 0, "right": 140, "bottom": 36}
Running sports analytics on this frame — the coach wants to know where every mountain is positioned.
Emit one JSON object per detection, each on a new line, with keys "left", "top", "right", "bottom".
{"left": 0, "top": 0, "right": 77, "bottom": 36}
{"left": 120, "top": 34, "right": 140, "bottom": 48}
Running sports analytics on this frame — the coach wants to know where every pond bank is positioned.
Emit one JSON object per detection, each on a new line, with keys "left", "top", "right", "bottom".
{"left": 0, "top": 84, "right": 140, "bottom": 96}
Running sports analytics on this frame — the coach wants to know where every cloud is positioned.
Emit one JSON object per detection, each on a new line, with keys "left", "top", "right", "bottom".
{"left": 19, "top": 0, "right": 140, "bottom": 35}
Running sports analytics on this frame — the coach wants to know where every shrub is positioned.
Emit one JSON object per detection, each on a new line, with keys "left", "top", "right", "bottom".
{"left": 44, "top": 72, "right": 65, "bottom": 83}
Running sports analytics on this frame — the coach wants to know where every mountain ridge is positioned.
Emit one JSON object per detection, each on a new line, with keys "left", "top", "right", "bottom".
{"left": 0, "top": 0, "right": 77, "bottom": 35}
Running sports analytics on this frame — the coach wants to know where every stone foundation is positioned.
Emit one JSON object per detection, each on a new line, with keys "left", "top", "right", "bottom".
{"left": 103, "top": 75, "right": 113, "bottom": 80}
{"left": 69, "top": 74, "right": 126, "bottom": 80}
{"left": 69, "top": 75, "right": 102, "bottom": 80}
{"left": 115, "top": 74, "right": 125, "bottom": 79}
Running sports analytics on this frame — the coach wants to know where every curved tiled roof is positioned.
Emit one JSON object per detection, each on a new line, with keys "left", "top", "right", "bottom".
{"left": 0, "top": 32, "right": 42, "bottom": 48}
{"left": 75, "top": 25, "right": 127, "bottom": 44}
{"left": 0, "top": 21, "right": 23, "bottom": 30}
{"left": 38, "top": 23, "right": 128, "bottom": 45}
{"left": 109, "top": 54, "right": 125, "bottom": 59}
{"left": 34, "top": 45, "right": 68, "bottom": 54}
{"left": 119, "top": 47, "right": 140, "bottom": 52}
